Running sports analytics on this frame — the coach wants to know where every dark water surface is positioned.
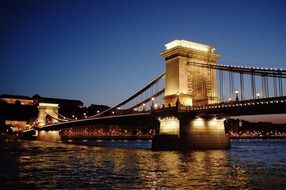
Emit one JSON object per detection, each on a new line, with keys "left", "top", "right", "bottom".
{"left": 0, "top": 139, "right": 286, "bottom": 189}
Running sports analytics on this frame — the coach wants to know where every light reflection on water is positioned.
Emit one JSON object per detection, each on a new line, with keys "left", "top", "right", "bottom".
{"left": 0, "top": 139, "right": 285, "bottom": 189}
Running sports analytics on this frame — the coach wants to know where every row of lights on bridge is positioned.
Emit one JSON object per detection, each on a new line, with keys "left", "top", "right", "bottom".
{"left": 113, "top": 90, "right": 269, "bottom": 114}
{"left": 192, "top": 98, "right": 285, "bottom": 111}
{"left": 70, "top": 110, "right": 101, "bottom": 120}
{"left": 228, "top": 90, "right": 261, "bottom": 101}
{"left": 217, "top": 64, "right": 285, "bottom": 72}
{"left": 68, "top": 92, "right": 284, "bottom": 119}
{"left": 112, "top": 90, "right": 265, "bottom": 114}
{"left": 113, "top": 97, "right": 159, "bottom": 114}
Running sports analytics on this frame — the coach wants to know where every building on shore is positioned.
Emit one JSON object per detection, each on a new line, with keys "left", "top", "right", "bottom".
{"left": 0, "top": 94, "right": 87, "bottom": 132}
{"left": 0, "top": 94, "right": 33, "bottom": 105}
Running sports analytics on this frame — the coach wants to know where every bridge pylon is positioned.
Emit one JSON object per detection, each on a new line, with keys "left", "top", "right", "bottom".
{"left": 37, "top": 103, "right": 59, "bottom": 127}
{"left": 161, "top": 39, "right": 220, "bottom": 107}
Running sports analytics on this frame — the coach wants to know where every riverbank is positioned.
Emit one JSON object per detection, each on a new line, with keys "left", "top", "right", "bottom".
{"left": 2, "top": 134, "right": 286, "bottom": 141}
{"left": 230, "top": 135, "right": 286, "bottom": 139}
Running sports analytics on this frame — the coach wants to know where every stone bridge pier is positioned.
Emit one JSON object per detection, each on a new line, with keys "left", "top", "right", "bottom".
{"left": 152, "top": 114, "right": 230, "bottom": 150}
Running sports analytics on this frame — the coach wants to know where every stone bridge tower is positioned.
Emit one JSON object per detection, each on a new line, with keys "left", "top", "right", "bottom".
{"left": 37, "top": 103, "right": 59, "bottom": 127}
{"left": 160, "top": 40, "right": 220, "bottom": 107}
{"left": 152, "top": 40, "right": 229, "bottom": 150}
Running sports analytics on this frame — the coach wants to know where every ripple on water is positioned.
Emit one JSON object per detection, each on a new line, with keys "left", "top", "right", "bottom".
{"left": 0, "top": 139, "right": 286, "bottom": 189}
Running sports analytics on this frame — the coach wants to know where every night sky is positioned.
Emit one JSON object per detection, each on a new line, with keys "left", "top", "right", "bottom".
{"left": 1, "top": 0, "right": 286, "bottom": 107}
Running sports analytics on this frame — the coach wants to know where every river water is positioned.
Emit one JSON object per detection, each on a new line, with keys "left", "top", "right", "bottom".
{"left": 0, "top": 139, "right": 286, "bottom": 189}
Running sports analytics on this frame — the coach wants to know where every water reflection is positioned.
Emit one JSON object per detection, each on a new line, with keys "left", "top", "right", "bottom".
{"left": 0, "top": 139, "right": 285, "bottom": 189}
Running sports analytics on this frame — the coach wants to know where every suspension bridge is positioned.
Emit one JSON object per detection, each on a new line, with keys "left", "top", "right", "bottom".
{"left": 25, "top": 39, "right": 286, "bottom": 150}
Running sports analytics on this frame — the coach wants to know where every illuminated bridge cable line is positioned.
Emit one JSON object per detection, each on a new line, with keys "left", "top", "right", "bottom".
{"left": 251, "top": 73, "right": 256, "bottom": 99}
{"left": 261, "top": 74, "right": 269, "bottom": 98}
{"left": 209, "top": 67, "right": 215, "bottom": 103}
{"left": 89, "top": 72, "right": 166, "bottom": 117}
{"left": 189, "top": 61, "right": 286, "bottom": 78}
{"left": 278, "top": 73, "right": 283, "bottom": 96}
{"left": 229, "top": 72, "right": 234, "bottom": 100}
{"left": 44, "top": 111, "right": 69, "bottom": 122}
{"left": 266, "top": 75, "right": 269, "bottom": 98}
{"left": 189, "top": 61, "right": 285, "bottom": 101}
{"left": 128, "top": 89, "right": 165, "bottom": 111}
{"left": 240, "top": 73, "right": 244, "bottom": 101}
{"left": 219, "top": 70, "right": 224, "bottom": 102}
{"left": 273, "top": 77, "right": 278, "bottom": 97}
{"left": 262, "top": 75, "right": 265, "bottom": 98}
{"left": 55, "top": 112, "right": 72, "bottom": 121}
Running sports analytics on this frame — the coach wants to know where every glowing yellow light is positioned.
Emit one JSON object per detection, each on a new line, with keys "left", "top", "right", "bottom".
{"left": 208, "top": 118, "right": 226, "bottom": 130}
{"left": 183, "top": 98, "right": 193, "bottom": 106}
{"left": 165, "top": 40, "right": 215, "bottom": 53}
{"left": 192, "top": 117, "right": 205, "bottom": 128}
{"left": 38, "top": 103, "right": 59, "bottom": 107}
{"left": 38, "top": 130, "right": 60, "bottom": 142}
{"left": 208, "top": 118, "right": 218, "bottom": 128}
{"left": 159, "top": 117, "right": 179, "bottom": 135}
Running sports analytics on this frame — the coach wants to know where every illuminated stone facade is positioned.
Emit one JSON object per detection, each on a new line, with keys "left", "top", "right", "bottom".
{"left": 161, "top": 40, "right": 220, "bottom": 106}
{"left": 37, "top": 103, "right": 59, "bottom": 127}
{"left": 0, "top": 95, "right": 33, "bottom": 105}
{"left": 158, "top": 117, "right": 179, "bottom": 135}
{"left": 5, "top": 120, "right": 28, "bottom": 131}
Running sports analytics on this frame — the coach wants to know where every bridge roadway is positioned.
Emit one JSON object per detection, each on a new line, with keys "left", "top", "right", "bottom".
{"left": 39, "top": 96, "right": 286, "bottom": 132}
{"left": 39, "top": 112, "right": 158, "bottom": 131}
{"left": 154, "top": 96, "right": 286, "bottom": 117}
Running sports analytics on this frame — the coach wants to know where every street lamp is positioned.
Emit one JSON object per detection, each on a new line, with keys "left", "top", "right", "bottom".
{"left": 176, "top": 92, "right": 180, "bottom": 107}
{"left": 235, "top": 90, "right": 239, "bottom": 101}
{"left": 142, "top": 103, "right": 145, "bottom": 111}
{"left": 151, "top": 97, "right": 155, "bottom": 109}
{"left": 154, "top": 104, "right": 158, "bottom": 109}
{"left": 256, "top": 93, "right": 260, "bottom": 99}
